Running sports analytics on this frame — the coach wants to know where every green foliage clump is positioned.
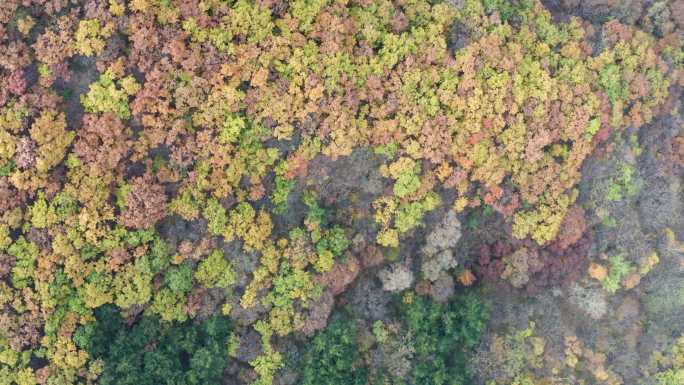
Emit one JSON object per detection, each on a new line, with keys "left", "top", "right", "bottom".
{"left": 0, "top": 224, "right": 11, "bottom": 251}
{"left": 480, "top": 321, "right": 546, "bottom": 385}
{"left": 394, "top": 192, "right": 441, "bottom": 234}
{"left": 8, "top": 236, "right": 39, "bottom": 289}
{"left": 383, "top": 157, "right": 422, "bottom": 199}
{"left": 80, "top": 70, "right": 140, "bottom": 119}
{"left": 250, "top": 321, "right": 284, "bottom": 385}
{"left": 481, "top": 0, "right": 535, "bottom": 22}
{"left": 586, "top": 118, "right": 601, "bottom": 139}
{"left": 28, "top": 192, "right": 76, "bottom": 229}
{"left": 112, "top": 255, "right": 154, "bottom": 308}
{"left": 290, "top": 0, "right": 329, "bottom": 33}
{"left": 271, "top": 175, "right": 295, "bottom": 214}
{"left": 302, "top": 191, "right": 349, "bottom": 273}
{"left": 301, "top": 316, "right": 368, "bottom": 385}
{"left": 598, "top": 64, "right": 628, "bottom": 104}
{"left": 373, "top": 142, "right": 399, "bottom": 158}
{"left": 400, "top": 293, "right": 490, "bottom": 385}
{"left": 0, "top": 160, "right": 14, "bottom": 177}
{"left": 303, "top": 191, "right": 350, "bottom": 265}
{"left": 195, "top": 249, "right": 236, "bottom": 290}
{"left": 170, "top": 188, "right": 203, "bottom": 220}
{"left": 657, "top": 368, "right": 684, "bottom": 385}
{"left": 601, "top": 254, "right": 635, "bottom": 293}
{"left": 28, "top": 192, "right": 49, "bottom": 228}
{"left": 372, "top": 320, "right": 390, "bottom": 344}
{"left": 149, "top": 287, "right": 187, "bottom": 322}
{"left": 227, "top": 0, "right": 275, "bottom": 44}
{"left": 303, "top": 190, "right": 326, "bottom": 227}
{"left": 218, "top": 113, "right": 247, "bottom": 144}
{"left": 223, "top": 202, "right": 273, "bottom": 251}
{"left": 315, "top": 226, "right": 349, "bottom": 259}
{"left": 164, "top": 262, "right": 194, "bottom": 293}
{"left": 262, "top": 261, "right": 319, "bottom": 319}
{"left": 75, "top": 305, "right": 233, "bottom": 385}
{"left": 652, "top": 336, "right": 684, "bottom": 385}
{"left": 182, "top": 18, "right": 234, "bottom": 53}
{"left": 373, "top": 190, "right": 441, "bottom": 248}
{"left": 203, "top": 197, "right": 228, "bottom": 235}
{"left": 606, "top": 164, "right": 640, "bottom": 202}
{"left": 393, "top": 168, "right": 421, "bottom": 199}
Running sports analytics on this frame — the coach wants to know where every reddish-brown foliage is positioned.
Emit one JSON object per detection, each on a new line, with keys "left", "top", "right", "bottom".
{"left": 0, "top": 252, "right": 15, "bottom": 277}
{"left": 32, "top": 14, "right": 76, "bottom": 65}
{"left": 299, "top": 290, "right": 334, "bottom": 336}
{"left": 550, "top": 205, "right": 588, "bottom": 251}
{"left": 476, "top": 228, "right": 590, "bottom": 293}
{"left": 119, "top": 176, "right": 168, "bottom": 229}
{"left": 673, "top": 1, "right": 684, "bottom": 29}
{"left": 74, "top": 113, "right": 132, "bottom": 173}
{"left": 0, "top": 41, "right": 31, "bottom": 71}
{"left": 670, "top": 135, "right": 684, "bottom": 167}
{"left": 7, "top": 69, "right": 26, "bottom": 96}
{"left": 316, "top": 254, "right": 360, "bottom": 296}
{"left": 0, "top": 178, "right": 28, "bottom": 213}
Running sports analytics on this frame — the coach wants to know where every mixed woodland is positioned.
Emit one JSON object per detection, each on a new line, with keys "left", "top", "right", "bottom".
{"left": 0, "top": 0, "right": 683, "bottom": 384}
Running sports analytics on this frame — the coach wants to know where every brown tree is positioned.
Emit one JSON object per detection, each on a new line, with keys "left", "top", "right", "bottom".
{"left": 119, "top": 176, "right": 168, "bottom": 229}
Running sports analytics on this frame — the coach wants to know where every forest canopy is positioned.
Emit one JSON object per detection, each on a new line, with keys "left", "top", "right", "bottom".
{"left": 0, "top": 0, "right": 682, "bottom": 384}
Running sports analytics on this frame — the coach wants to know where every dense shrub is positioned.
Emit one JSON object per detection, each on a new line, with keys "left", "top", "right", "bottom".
{"left": 301, "top": 316, "right": 368, "bottom": 385}
{"left": 399, "top": 293, "right": 490, "bottom": 385}
{"left": 74, "top": 305, "right": 233, "bottom": 385}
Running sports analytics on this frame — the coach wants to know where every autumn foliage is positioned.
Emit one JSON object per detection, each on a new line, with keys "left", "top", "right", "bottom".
{"left": 0, "top": 0, "right": 681, "bottom": 384}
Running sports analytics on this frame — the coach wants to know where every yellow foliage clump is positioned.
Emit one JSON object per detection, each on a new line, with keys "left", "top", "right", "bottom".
{"left": 74, "top": 19, "right": 114, "bottom": 56}
{"left": 588, "top": 262, "right": 608, "bottom": 281}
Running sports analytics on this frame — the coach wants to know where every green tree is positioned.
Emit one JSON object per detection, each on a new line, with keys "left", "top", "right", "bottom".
{"left": 400, "top": 293, "right": 490, "bottom": 385}
{"left": 164, "top": 262, "right": 194, "bottom": 293}
{"left": 195, "top": 249, "right": 236, "bottom": 289}
{"left": 301, "top": 316, "right": 368, "bottom": 385}
{"left": 75, "top": 305, "right": 233, "bottom": 385}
